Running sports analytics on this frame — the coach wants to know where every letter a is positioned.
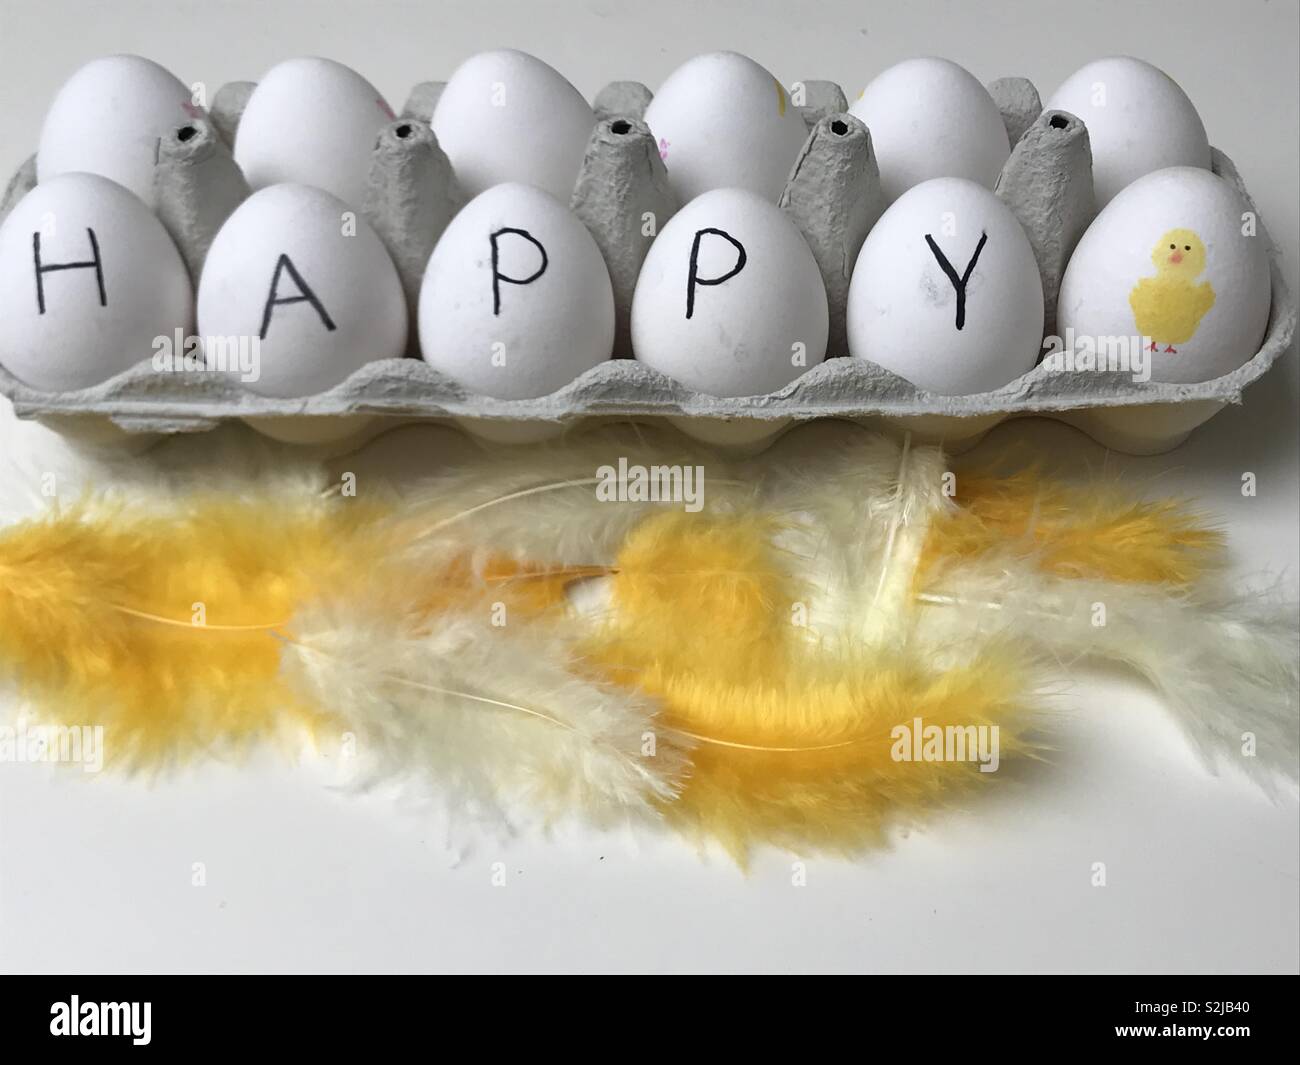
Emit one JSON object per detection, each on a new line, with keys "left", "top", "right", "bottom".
{"left": 259, "top": 254, "right": 337, "bottom": 339}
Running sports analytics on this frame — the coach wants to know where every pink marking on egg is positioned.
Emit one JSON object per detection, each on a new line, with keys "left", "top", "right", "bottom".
{"left": 378, "top": 97, "right": 396, "bottom": 120}
{"left": 658, "top": 137, "right": 670, "bottom": 161}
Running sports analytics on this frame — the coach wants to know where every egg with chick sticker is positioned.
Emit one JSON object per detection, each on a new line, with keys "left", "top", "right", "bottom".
{"left": 1056, "top": 167, "right": 1269, "bottom": 384}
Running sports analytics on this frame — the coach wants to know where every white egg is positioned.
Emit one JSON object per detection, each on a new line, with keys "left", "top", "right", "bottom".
{"left": 643, "top": 52, "right": 810, "bottom": 203}
{"left": 431, "top": 49, "right": 596, "bottom": 201}
{"left": 848, "top": 57, "right": 1010, "bottom": 203}
{"left": 631, "top": 187, "right": 828, "bottom": 396}
{"left": 37, "top": 55, "right": 199, "bottom": 208}
{"left": 1056, "top": 167, "right": 1269, "bottom": 384}
{"left": 235, "top": 57, "right": 395, "bottom": 208}
{"left": 197, "top": 183, "right": 406, "bottom": 397}
{"left": 1046, "top": 57, "right": 1210, "bottom": 208}
{"left": 418, "top": 182, "right": 614, "bottom": 398}
{"left": 0, "top": 173, "right": 192, "bottom": 391}
{"left": 847, "top": 177, "right": 1043, "bottom": 394}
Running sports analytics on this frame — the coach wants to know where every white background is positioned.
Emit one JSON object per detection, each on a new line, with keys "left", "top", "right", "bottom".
{"left": 0, "top": 0, "right": 1296, "bottom": 973}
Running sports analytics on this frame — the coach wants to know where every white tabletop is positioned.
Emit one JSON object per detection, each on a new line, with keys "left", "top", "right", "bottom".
{"left": 0, "top": 0, "right": 1296, "bottom": 973}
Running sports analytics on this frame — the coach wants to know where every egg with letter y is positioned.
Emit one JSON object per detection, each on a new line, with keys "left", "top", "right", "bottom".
{"left": 846, "top": 177, "right": 1043, "bottom": 394}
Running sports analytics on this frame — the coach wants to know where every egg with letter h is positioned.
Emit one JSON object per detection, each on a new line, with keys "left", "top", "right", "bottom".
{"left": 847, "top": 177, "right": 1043, "bottom": 394}
{"left": 643, "top": 52, "right": 811, "bottom": 203}
{"left": 418, "top": 182, "right": 615, "bottom": 400}
{"left": 849, "top": 58, "right": 1010, "bottom": 203}
{"left": 235, "top": 57, "right": 396, "bottom": 208}
{"left": 1056, "top": 167, "right": 1269, "bottom": 384}
{"left": 432, "top": 49, "right": 597, "bottom": 201}
{"left": 631, "top": 187, "right": 828, "bottom": 396}
{"left": 0, "top": 173, "right": 192, "bottom": 391}
{"left": 37, "top": 55, "right": 200, "bottom": 208}
{"left": 197, "top": 183, "right": 407, "bottom": 397}
{"left": 1046, "top": 57, "right": 1210, "bottom": 208}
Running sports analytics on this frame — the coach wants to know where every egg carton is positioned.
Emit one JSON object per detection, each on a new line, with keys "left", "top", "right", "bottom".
{"left": 0, "top": 75, "right": 1292, "bottom": 454}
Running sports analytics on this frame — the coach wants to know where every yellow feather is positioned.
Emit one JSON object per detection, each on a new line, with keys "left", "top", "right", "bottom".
{"left": 0, "top": 483, "right": 390, "bottom": 766}
{"left": 916, "top": 467, "right": 1223, "bottom": 588}
{"left": 584, "top": 509, "right": 1041, "bottom": 861}
{"left": 645, "top": 651, "right": 1038, "bottom": 861}
{"left": 590, "top": 510, "right": 796, "bottom": 685}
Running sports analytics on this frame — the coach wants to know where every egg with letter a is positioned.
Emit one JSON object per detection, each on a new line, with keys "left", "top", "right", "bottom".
{"left": 642, "top": 52, "right": 811, "bottom": 203}
{"left": 846, "top": 177, "right": 1043, "bottom": 394}
{"left": 0, "top": 173, "right": 192, "bottom": 391}
{"left": 849, "top": 58, "right": 1010, "bottom": 203}
{"left": 1056, "top": 167, "right": 1269, "bottom": 384}
{"left": 197, "top": 183, "right": 407, "bottom": 397}
{"left": 37, "top": 55, "right": 200, "bottom": 208}
{"left": 1046, "top": 57, "right": 1210, "bottom": 208}
{"left": 235, "top": 57, "right": 396, "bottom": 208}
{"left": 432, "top": 49, "right": 597, "bottom": 201}
{"left": 631, "top": 187, "right": 828, "bottom": 396}
{"left": 418, "top": 182, "right": 614, "bottom": 398}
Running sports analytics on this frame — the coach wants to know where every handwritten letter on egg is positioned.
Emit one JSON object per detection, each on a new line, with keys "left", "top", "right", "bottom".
{"left": 260, "top": 254, "right": 337, "bottom": 339}
{"left": 686, "top": 228, "right": 747, "bottom": 319}
{"left": 32, "top": 229, "right": 106, "bottom": 314}
{"left": 923, "top": 231, "right": 988, "bottom": 330}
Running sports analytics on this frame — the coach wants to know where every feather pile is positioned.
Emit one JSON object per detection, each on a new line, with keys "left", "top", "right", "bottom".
{"left": 0, "top": 425, "right": 1294, "bottom": 861}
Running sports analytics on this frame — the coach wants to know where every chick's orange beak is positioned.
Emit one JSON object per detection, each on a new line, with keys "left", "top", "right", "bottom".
{"left": 1169, "top": 251, "right": 1184, "bottom": 264}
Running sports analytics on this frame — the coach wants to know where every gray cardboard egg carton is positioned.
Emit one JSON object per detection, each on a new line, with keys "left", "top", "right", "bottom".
{"left": 0, "top": 74, "right": 1293, "bottom": 453}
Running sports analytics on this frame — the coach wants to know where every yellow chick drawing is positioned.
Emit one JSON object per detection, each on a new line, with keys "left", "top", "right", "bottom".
{"left": 1129, "top": 228, "right": 1216, "bottom": 353}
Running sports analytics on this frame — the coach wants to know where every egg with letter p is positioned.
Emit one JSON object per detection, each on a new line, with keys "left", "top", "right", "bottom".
{"left": 197, "top": 183, "right": 407, "bottom": 397}
{"left": 1056, "top": 167, "right": 1269, "bottom": 384}
{"left": 847, "top": 177, "right": 1043, "bottom": 394}
{"left": 0, "top": 172, "right": 192, "bottom": 391}
{"left": 418, "top": 182, "right": 614, "bottom": 398}
{"left": 631, "top": 187, "right": 828, "bottom": 396}
{"left": 37, "top": 55, "right": 200, "bottom": 208}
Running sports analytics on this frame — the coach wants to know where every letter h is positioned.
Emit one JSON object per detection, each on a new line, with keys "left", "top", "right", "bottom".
{"left": 33, "top": 228, "right": 106, "bottom": 315}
